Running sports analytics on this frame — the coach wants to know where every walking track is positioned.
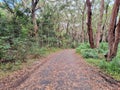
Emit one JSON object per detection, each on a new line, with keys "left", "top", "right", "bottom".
{"left": 2, "top": 50, "right": 120, "bottom": 90}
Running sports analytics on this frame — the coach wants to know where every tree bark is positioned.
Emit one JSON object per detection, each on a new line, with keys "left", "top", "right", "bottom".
{"left": 106, "top": 0, "right": 120, "bottom": 61}
{"left": 102, "top": 1, "right": 110, "bottom": 42}
{"left": 86, "top": 0, "right": 95, "bottom": 48}
{"left": 81, "top": 2, "right": 86, "bottom": 43}
{"left": 96, "top": 0, "right": 104, "bottom": 48}
{"left": 112, "top": 19, "right": 120, "bottom": 57}
{"left": 31, "top": 0, "right": 39, "bottom": 37}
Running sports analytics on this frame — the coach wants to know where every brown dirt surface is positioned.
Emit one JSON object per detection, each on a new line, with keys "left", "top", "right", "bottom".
{"left": 0, "top": 49, "right": 120, "bottom": 90}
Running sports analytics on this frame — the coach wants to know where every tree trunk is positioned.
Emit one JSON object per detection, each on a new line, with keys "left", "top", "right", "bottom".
{"left": 112, "top": 19, "right": 120, "bottom": 57}
{"left": 86, "top": 0, "right": 95, "bottom": 48}
{"left": 102, "top": 1, "right": 110, "bottom": 42}
{"left": 81, "top": 13, "right": 85, "bottom": 43}
{"left": 31, "top": 0, "right": 39, "bottom": 37}
{"left": 81, "top": 2, "right": 86, "bottom": 43}
{"left": 96, "top": 0, "right": 104, "bottom": 48}
{"left": 106, "top": 0, "right": 120, "bottom": 61}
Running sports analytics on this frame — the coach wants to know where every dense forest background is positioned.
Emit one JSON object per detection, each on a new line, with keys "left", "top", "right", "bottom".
{"left": 0, "top": 0, "right": 120, "bottom": 80}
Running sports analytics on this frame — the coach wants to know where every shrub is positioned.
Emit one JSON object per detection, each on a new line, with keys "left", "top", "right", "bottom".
{"left": 98, "top": 42, "right": 108, "bottom": 54}
{"left": 99, "top": 60, "right": 109, "bottom": 69}
{"left": 76, "top": 43, "right": 98, "bottom": 59}
{"left": 0, "top": 36, "right": 29, "bottom": 63}
{"left": 76, "top": 43, "right": 90, "bottom": 53}
{"left": 0, "top": 36, "right": 11, "bottom": 60}
{"left": 0, "top": 61, "right": 21, "bottom": 71}
{"left": 12, "top": 38, "right": 29, "bottom": 61}
{"left": 81, "top": 49, "right": 98, "bottom": 59}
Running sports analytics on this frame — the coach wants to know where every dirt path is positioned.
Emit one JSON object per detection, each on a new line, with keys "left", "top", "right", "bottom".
{"left": 3, "top": 50, "right": 120, "bottom": 90}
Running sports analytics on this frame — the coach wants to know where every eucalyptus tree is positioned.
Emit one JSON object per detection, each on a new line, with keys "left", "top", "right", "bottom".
{"left": 31, "top": 0, "right": 40, "bottom": 37}
{"left": 96, "top": 0, "right": 104, "bottom": 48}
{"left": 86, "top": 0, "right": 95, "bottom": 48}
{"left": 101, "top": 0, "right": 111, "bottom": 42}
{"left": 105, "top": 0, "right": 120, "bottom": 61}
{"left": 21, "top": 0, "right": 43, "bottom": 37}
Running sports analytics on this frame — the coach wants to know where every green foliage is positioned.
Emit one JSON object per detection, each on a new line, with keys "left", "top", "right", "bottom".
{"left": 0, "top": 37, "right": 29, "bottom": 62}
{"left": 86, "top": 58, "right": 101, "bottom": 66}
{"left": 12, "top": 38, "right": 29, "bottom": 61}
{"left": 29, "top": 42, "right": 60, "bottom": 58}
{"left": 76, "top": 42, "right": 109, "bottom": 59}
{"left": 85, "top": 58, "right": 120, "bottom": 80}
{"left": 77, "top": 43, "right": 90, "bottom": 49}
{"left": 29, "top": 43, "right": 48, "bottom": 57}
{"left": 0, "top": 61, "right": 22, "bottom": 71}
{"left": 0, "top": 7, "right": 32, "bottom": 63}
{"left": 76, "top": 43, "right": 98, "bottom": 59}
{"left": 0, "top": 36, "right": 11, "bottom": 59}
{"left": 98, "top": 42, "right": 108, "bottom": 54}
{"left": 76, "top": 42, "right": 120, "bottom": 80}
{"left": 81, "top": 49, "right": 98, "bottom": 59}
{"left": 38, "top": 4, "right": 58, "bottom": 47}
{"left": 99, "top": 58, "right": 120, "bottom": 80}
{"left": 76, "top": 43, "right": 89, "bottom": 53}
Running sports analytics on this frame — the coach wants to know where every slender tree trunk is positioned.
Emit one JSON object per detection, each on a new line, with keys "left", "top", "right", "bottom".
{"left": 66, "top": 22, "right": 69, "bottom": 35}
{"left": 106, "top": 0, "right": 120, "bottom": 61}
{"left": 102, "top": 2, "right": 109, "bottom": 42}
{"left": 81, "top": 13, "right": 85, "bottom": 43}
{"left": 32, "top": 11, "right": 38, "bottom": 36}
{"left": 86, "top": 0, "right": 95, "bottom": 48}
{"left": 81, "top": 2, "right": 86, "bottom": 43}
{"left": 96, "top": 0, "right": 104, "bottom": 48}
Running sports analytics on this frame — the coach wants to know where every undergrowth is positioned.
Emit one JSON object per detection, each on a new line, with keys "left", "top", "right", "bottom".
{"left": 76, "top": 42, "right": 120, "bottom": 81}
{"left": 0, "top": 46, "right": 60, "bottom": 79}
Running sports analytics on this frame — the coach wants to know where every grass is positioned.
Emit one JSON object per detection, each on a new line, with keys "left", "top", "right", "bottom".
{"left": 86, "top": 58, "right": 101, "bottom": 67}
{"left": 86, "top": 58, "right": 120, "bottom": 81}
{"left": 0, "top": 47, "right": 60, "bottom": 79}
{"left": 76, "top": 42, "right": 120, "bottom": 81}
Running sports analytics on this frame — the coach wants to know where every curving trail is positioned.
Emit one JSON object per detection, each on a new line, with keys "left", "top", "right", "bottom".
{"left": 12, "top": 50, "right": 120, "bottom": 90}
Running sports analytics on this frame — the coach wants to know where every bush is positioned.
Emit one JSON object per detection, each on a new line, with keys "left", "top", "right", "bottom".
{"left": 76, "top": 43, "right": 98, "bottom": 59}
{"left": 99, "top": 60, "right": 109, "bottom": 70}
{"left": 76, "top": 43, "right": 90, "bottom": 53}
{"left": 0, "top": 37, "right": 29, "bottom": 63}
{"left": 29, "top": 43, "right": 47, "bottom": 55}
{"left": 76, "top": 42, "right": 109, "bottom": 59}
{"left": 0, "top": 61, "right": 22, "bottom": 71}
{"left": 98, "top": 42, "right": 108, "bottom": 54}
{"left": 81, "top": 49, "right": 98, "bottom": 59}
{"left": 0, "top": 36, "right": 12, "bottom": 60}
{"left": 12, "top": 38, "right": 29, "bottom": 61}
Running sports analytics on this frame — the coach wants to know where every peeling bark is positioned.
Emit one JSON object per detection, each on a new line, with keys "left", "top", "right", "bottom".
{"left": 86, "top": 0, "right": 95, "bottom": 48}
{"left": 96, "top": 0, "right": 104, "bottom": 48}
{"left": 106, "top": 0, "right": 120, "bottom": 61}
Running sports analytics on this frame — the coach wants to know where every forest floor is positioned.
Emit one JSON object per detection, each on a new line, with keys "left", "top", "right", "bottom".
{"left": 0, "top": 49, "right": 120, "bottom": 90}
